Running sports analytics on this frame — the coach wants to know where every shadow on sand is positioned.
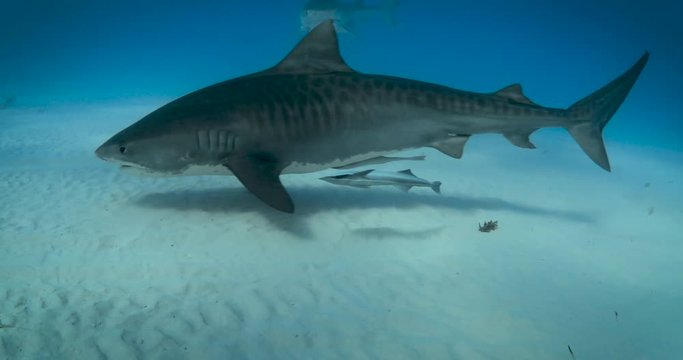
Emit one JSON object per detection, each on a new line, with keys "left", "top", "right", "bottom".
{"left": 135, "top": 186, "right": 592, "bottom": 238}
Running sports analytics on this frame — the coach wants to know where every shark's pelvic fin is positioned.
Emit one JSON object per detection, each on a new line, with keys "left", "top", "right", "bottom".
{"left": 430, "top": 136, "right": 469, "bottom": 159}
{"left": 223, "top": 154, "right": 294, "bottom": 213}
{"left": 567, "top": 52, "right": 649, "bottom": 172}
{"left": 266, "top": 20, "right": 354, "bottom": 75}
{"left": 495, "top": 84, "right": 536, "bottom": 106}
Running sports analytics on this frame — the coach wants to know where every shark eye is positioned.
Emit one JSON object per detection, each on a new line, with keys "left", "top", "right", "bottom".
{"left": 119, "top": 146, "right": 127, "bottom": 154}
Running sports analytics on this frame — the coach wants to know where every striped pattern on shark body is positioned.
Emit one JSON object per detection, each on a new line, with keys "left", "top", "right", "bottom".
{"left": 242, "top": 72, "right": 571, "bottom": 145}
{"left": 196, "top": 129, "right": 237, "bottom": 152}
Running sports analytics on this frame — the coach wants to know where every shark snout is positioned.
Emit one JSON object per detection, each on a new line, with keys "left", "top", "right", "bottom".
{"left": 95, "top": 141, "right": 122, "bottom": 162}
{"left": 95, "top": 143, "right": 111, "bottom": 160}
{"left": 95, "top": 144, "right": 105, "bottom": 160}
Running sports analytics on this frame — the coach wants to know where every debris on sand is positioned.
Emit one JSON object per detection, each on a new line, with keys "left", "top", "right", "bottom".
{"left": 478, "top": 220, "right": 498, "bottom": 233}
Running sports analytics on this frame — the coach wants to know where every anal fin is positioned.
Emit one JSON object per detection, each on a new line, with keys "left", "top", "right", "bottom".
{"left": 504, "top": 129, "right": 537, "bottom": 149}
{"left": 224, "top": 154, "right": 294, "bottom": 213}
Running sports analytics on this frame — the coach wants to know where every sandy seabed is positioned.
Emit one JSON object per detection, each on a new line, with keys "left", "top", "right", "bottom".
{"left": 1, "top": 102, "right": 681, "bottom": 359}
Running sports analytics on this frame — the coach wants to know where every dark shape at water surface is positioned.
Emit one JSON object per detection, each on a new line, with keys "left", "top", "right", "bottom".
{"left": 300, "top": 0, "right": 400, "bottom": 34}
{"left": 95, "top": 20, "right": 649, "bottom": 213}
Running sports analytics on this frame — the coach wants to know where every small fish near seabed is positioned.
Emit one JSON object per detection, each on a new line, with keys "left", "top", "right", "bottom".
{"left": 321, "top": 169, "right": 442, "bottom": 193}
{"left": 300, "top": 0, "right": 400, "bottom": 34}
{"left": 332, "top": 155, "right": 425, "bottom": 169}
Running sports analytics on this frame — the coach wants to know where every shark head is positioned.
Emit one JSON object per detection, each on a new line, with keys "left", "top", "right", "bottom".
{"left": 95, "top": 107, "right": 202, "bottom": 176}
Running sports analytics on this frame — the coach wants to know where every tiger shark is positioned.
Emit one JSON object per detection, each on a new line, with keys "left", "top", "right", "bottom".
{"left": 95, "top": 20, "right": 649, "bottom": 213}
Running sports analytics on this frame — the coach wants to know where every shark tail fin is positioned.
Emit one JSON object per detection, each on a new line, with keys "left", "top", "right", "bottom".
{"left": 566, "top": 52, "right": 649, "bottom": 171}
{"left": 431, "top": 181, "right": 442, "bottom": 194}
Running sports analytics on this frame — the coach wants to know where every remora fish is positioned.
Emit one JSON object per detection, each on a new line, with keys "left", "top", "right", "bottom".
{"left": 301, "top": 0, "right": 399, "bottom": 34}
{"left": 332, "top": 154, "right": 425, "bottom": 169}
{"left": 321, "top": 169, "right": 442, "bottom": 193}
{"left": 95, "top": 20, "right": 649, "bottom": 213}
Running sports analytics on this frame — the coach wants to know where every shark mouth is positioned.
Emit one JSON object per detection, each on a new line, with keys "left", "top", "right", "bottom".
{"left": 120, "top": 163, "right": 146, "bottom": 170}
{"left": 119, "top": 164, "right": 164, "bottom": 177}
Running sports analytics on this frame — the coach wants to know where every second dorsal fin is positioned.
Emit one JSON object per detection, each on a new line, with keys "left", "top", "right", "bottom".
{"left": 265, "top": 20, "right": 354, "bottom": 75}
{"left": 495, "top": 84, "right": 536, "bottom": 105}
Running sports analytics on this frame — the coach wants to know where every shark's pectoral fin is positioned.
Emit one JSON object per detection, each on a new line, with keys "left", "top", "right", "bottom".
{"left": 223, "top": 155, "right": 294, "bottom": 213}
{"left": 504, "top": 130, "right": 537, "bottom": 149}
{"left": 430, "top": 135, "right": 470, "bottom": 159}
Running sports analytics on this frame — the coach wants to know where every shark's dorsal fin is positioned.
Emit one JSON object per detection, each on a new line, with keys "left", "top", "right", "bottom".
{"left": 398, "top": 169, "right": 415, "bottom": 176}
{"left": 266, "top": 20, "right": 354, "bottom": 75}
{"left": 495, "top": 84, "right": 536, "bottom": 105}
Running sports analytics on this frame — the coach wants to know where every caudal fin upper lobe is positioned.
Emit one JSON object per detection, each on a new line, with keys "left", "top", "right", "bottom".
{"left": 567, "top": 52, "right": 649, "bottom": 171}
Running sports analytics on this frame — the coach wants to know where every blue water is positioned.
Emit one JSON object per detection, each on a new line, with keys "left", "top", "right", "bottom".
{"left": 1, "top": 1, "right": 682, "bottom": 359}
{"left": 1, "top": 0, "right": 681, "bottom": 148}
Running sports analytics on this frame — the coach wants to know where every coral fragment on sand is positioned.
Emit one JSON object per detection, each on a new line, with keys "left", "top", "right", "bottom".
{"left": 478, "top": 220, "right": 498, "bottom": 233}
